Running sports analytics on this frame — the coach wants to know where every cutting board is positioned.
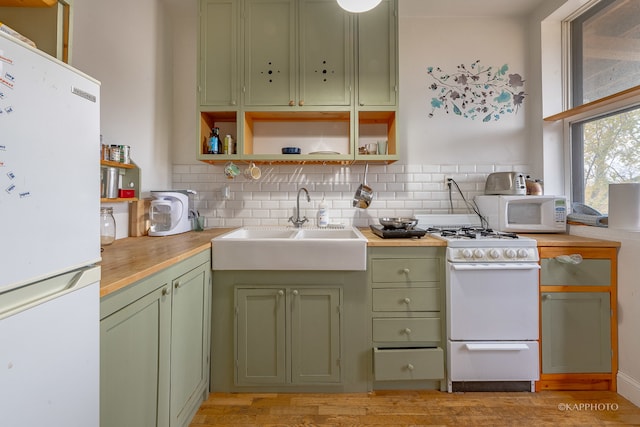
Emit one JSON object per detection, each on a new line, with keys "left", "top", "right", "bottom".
{"left": 128, "top": 199, "right": 150, "bottom": 236}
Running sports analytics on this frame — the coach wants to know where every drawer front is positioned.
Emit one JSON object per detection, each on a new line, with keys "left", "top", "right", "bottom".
{"left": 371, "top": 258, "right": 439, "bottom": 284}
{"left": 448, "top": 341, "right": 539, "bottom": 381}
{"left": 372, "top": 318, "right": 441, "bottom": 342}
{"left": 541, "top": 258, "right": 611, "bottom": 286}
{"left": 373, "top": 347, "right": 444, "bottom": 381}
{"left": 372, "top": 288, "right": 440, "bottom": 312}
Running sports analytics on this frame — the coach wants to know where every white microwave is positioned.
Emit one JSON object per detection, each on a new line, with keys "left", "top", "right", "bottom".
{"left": 474, "top": 195, "right": 567, "bottom": 233}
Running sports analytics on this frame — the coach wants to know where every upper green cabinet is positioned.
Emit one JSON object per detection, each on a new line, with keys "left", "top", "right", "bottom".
{"left": 199, "top": 0, "right": 240, "bottom": 106}
{"left": 357, "top": 0, "right": 397, "bottom": 107}
{"left": 243, "top": 0, "right": 352, "bottom": 107}
{"left": 243, "top": 0, "right": 296, "bottom": 106}
{"left": 198, "top": 0, "right": 398, "bottom": 163}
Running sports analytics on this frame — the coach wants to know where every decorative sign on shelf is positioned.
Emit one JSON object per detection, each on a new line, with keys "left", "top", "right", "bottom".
{"left": 426, "top": 60, "right": 526, "bottom": 122}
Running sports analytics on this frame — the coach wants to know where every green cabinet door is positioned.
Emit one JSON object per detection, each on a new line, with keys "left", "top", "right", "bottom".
{"left": 101, "top": 251, "right": 211, "bottom": 427}
{"left": 169, "top": 263, "right": 211, "bottom": 427}
{"left": 199, "top": 0, "right": 239, "bottom": 106}
{"left": 100, "top": 283, "right": 171, "bottom": 427}
{"left": 357, "top": 0, "right": 397, "bottom": 106}
{"left": 299, "top": 0, "right": 352, "bottom": 106}
{"left": 243, "top": 0, "right": 296, "bottom": 106}
{"left": 291, "top": 287, "right": 342, "bottom": 383}
{"left": 236, "top": 288, "right": 287, "bottom": 384}
{"left": 235, "top": 286, "right": 342, "bottom": 385}
{"left": 541, "top": 292, "right": 612, "bottom": 374}
{"left": 244, "top": 0, "right": 351, "bottom": 107}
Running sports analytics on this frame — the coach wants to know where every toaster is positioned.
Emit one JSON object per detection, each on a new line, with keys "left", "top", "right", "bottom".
{"left": 484, "top": 172, "right": 527, "bottom": 195}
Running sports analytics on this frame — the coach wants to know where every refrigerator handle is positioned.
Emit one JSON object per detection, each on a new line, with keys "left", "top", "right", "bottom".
{"left": 0, "top": 266, "right": 100, "bottom": 320}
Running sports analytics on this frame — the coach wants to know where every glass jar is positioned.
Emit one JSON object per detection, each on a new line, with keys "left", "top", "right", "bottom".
{"left": 100, "top": 207, "right": 116, "bottom": 246}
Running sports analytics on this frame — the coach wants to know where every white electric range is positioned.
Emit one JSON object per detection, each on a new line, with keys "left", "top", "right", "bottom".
{"left": 415, "top": 214, "right": 540, "bottom": 392}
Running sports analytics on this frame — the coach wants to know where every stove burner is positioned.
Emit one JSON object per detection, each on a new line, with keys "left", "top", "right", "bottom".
{"left": 430, "top": 226, "right": 519, "bottom": 240}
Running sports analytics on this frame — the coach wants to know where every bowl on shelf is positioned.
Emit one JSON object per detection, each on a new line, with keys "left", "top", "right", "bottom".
{"left": 282, "top": 147, "right": 301, "bottom": 154}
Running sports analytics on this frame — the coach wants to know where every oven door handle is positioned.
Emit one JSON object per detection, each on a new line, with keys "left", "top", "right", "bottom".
{"left": 450, "top": 263, "right": 541, "bottom": 271}
{"left": 465, "top": 343, "right": 531, "bottom": 351}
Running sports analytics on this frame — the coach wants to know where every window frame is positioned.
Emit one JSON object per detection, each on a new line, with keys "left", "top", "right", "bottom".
{"left": 551, "top": 0, "right": 640, "bottom": 208}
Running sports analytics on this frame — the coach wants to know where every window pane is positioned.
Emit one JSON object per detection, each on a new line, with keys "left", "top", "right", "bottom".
{"left": 572, "top": 0, "right": 640, "bottom": 106}
{"left": 572, "top": 106, "right": 640, "bottom": 213}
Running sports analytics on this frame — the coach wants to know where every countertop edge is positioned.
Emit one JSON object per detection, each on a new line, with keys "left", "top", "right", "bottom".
{"left": 99, "top": 228, "right": 620, "bottom": 298}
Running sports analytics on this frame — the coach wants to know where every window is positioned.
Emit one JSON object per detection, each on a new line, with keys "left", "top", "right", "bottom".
{"left": 569, "top": 0, "right": 640, "bottom": 213}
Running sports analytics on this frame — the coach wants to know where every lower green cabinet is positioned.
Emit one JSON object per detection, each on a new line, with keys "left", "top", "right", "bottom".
{"left": 541, "top": 292, "right": 611, "bottom": 374}
{"left": 211, "top": 269, "right": 368, "bottom": 392}
{"left": 100, "top": 250, "right": 211, "bottom": 427}
{"left": 368, "top": 246, "right": 446, "bottom": 391}
{"left": 101, "top": 283, "right": 171, "bottom": 427}
{"left": 537, "top": 245, "right": 618, "bottom": 391}
{"left": 235, "top": 286, "right": 342, "bottom": 385}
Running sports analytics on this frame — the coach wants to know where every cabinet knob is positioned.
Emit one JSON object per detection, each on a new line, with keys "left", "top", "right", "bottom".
{"left": 162, "top": 288, "right": 169, "bottom": 296}
{"left": 407, "top": 363, "right": 414, "bottom": 371}
{"left": 278, "top": 290, "right": 285, "bottom": 296}
{"left": 289, "top": 100, "right": 295, "bottom": 107}
{"left": 299, "top": 100, "right": 304, "bottom": 106}
{"left": 403, "top": 328, "right": 412, "bottom": 335}
{"left": 403, "top": 268, "right": 410, "bottom": 274}
{"left": 403, "top": 297, "right": 411, "bottom": 305}
{"left": 174, "top": 281, "right": 181, "bottom": 289}
{"left": 292, "top": 290, "right": 299, "bottom": 296}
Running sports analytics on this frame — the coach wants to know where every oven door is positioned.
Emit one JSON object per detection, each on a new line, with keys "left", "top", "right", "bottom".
{"left": 446, "top": 262, "right": 540, "bottom": 341}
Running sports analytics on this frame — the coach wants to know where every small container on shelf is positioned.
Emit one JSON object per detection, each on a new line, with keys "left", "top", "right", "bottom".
{"left": 118, "top": 189, "right": 135, "bottom": 198}
{"left": 100, "top": 207, "right": 116, "bottom": 246}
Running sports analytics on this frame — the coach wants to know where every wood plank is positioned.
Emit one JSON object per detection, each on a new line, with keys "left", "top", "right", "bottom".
{"left": 0, "top": 0, "right": 56, "bottom": 7}
{"left": 189, "top": 391, "right": 640, "bottom": 426}
{"left": 543, "top": 84, "right": 640, "bottom": 122}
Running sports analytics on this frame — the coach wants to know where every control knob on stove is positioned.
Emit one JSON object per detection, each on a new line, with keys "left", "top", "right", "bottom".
{"left": 461, "top": 249, "right": 473, "bottom": 259}
{"left": 473, "top": 249, "right": 485, "bottom": 259}
{"left": 504, "top": 248, "right": 517, "bottom": 259}
{"left": 488, "top": 249, "right": 501, "bottom": 259}
{"left": 517, "top": 248, "right": 529, "bottom": 259}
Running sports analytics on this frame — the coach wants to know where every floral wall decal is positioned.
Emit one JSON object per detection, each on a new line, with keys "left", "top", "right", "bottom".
{"left": 426, "top": 60, "right": 526, "bottom": 122}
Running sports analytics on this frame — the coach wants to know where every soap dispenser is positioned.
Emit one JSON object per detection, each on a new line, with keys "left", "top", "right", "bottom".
{"left": 317, "top": 197, "right": 329, "bottom": 228}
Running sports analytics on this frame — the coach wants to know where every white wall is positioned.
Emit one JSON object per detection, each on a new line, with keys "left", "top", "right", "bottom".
{"left": 72, "top": 0, "right": 173, "bottom": 194}
{"left": 168, "top": 1, "right": 537, "bottom": 228}
{"left": 72, "top": 0, "right": 174, "bottom": 236}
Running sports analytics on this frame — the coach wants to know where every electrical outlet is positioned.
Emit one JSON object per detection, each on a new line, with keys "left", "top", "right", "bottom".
{"left": 444, "top": 177, "right": 453, "bottom": 185}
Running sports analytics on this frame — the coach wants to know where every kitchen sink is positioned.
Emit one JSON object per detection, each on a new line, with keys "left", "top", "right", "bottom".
{"left": 211, "top": 226, "right": 367, "bottom": 270}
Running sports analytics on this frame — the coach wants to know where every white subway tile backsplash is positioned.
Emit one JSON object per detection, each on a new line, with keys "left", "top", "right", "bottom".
{"left": 172, "top": 162, "right": 530, "bottom": 228}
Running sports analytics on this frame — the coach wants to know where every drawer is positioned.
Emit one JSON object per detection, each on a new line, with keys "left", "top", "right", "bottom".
{"left": 373, "top": 347, "right": 444, "bottom": 381}
{"left": 372, "top": 288, "right": 440, "bottom": 312}
{"left": 372, "top": 318, "right": 441, "bottom": 342}
{"left": 371, "top": 258, "right": 439, "bottom": 284}
{"left": 540, "top": 258, "right": 611, "bottom": 286}
{"left": 448, "top": 341, "right": 539, "bottom": 381}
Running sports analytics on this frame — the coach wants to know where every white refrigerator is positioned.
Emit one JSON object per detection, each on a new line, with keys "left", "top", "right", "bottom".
{"left": 0, "top": 31, "right": 101, "bottom": 427}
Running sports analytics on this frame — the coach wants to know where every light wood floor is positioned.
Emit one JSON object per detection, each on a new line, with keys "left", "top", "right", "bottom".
{"left": 190, "top": 390, "right": 640, "bottom": 426}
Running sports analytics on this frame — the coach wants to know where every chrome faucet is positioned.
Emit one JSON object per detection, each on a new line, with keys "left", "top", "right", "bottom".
{"left": 289, "top": 187, "right": 310, "bottom": 228}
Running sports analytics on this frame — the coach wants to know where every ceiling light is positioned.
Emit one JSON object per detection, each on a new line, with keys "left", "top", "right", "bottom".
{"left": 337, "top": 0, "right": 382, "bottom": 13}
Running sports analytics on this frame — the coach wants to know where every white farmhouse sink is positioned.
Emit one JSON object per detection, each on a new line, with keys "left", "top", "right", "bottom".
{"left": 212, "top": 226, "right": 367, "bottom": 270}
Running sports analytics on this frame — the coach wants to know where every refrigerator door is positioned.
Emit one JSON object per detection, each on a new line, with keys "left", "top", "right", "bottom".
{"left": 0, "top": 265, "right": 100, "bottom": 427}
{"left": 0, "top": 32, "right": 101, "bottom": 292}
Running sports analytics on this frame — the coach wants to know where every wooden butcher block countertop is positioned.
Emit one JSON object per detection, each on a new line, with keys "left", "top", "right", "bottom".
{"left": 523, "top": 233, "right": 620, "bottom": 247}
{"left": 99, "top": 228, "right": 230, "bottom": 297}
{"left": 99, "top": 227, "right": 618, "bottom": 298}
{"left": 359, "top": 228, "right": 447, "bottom": 247}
